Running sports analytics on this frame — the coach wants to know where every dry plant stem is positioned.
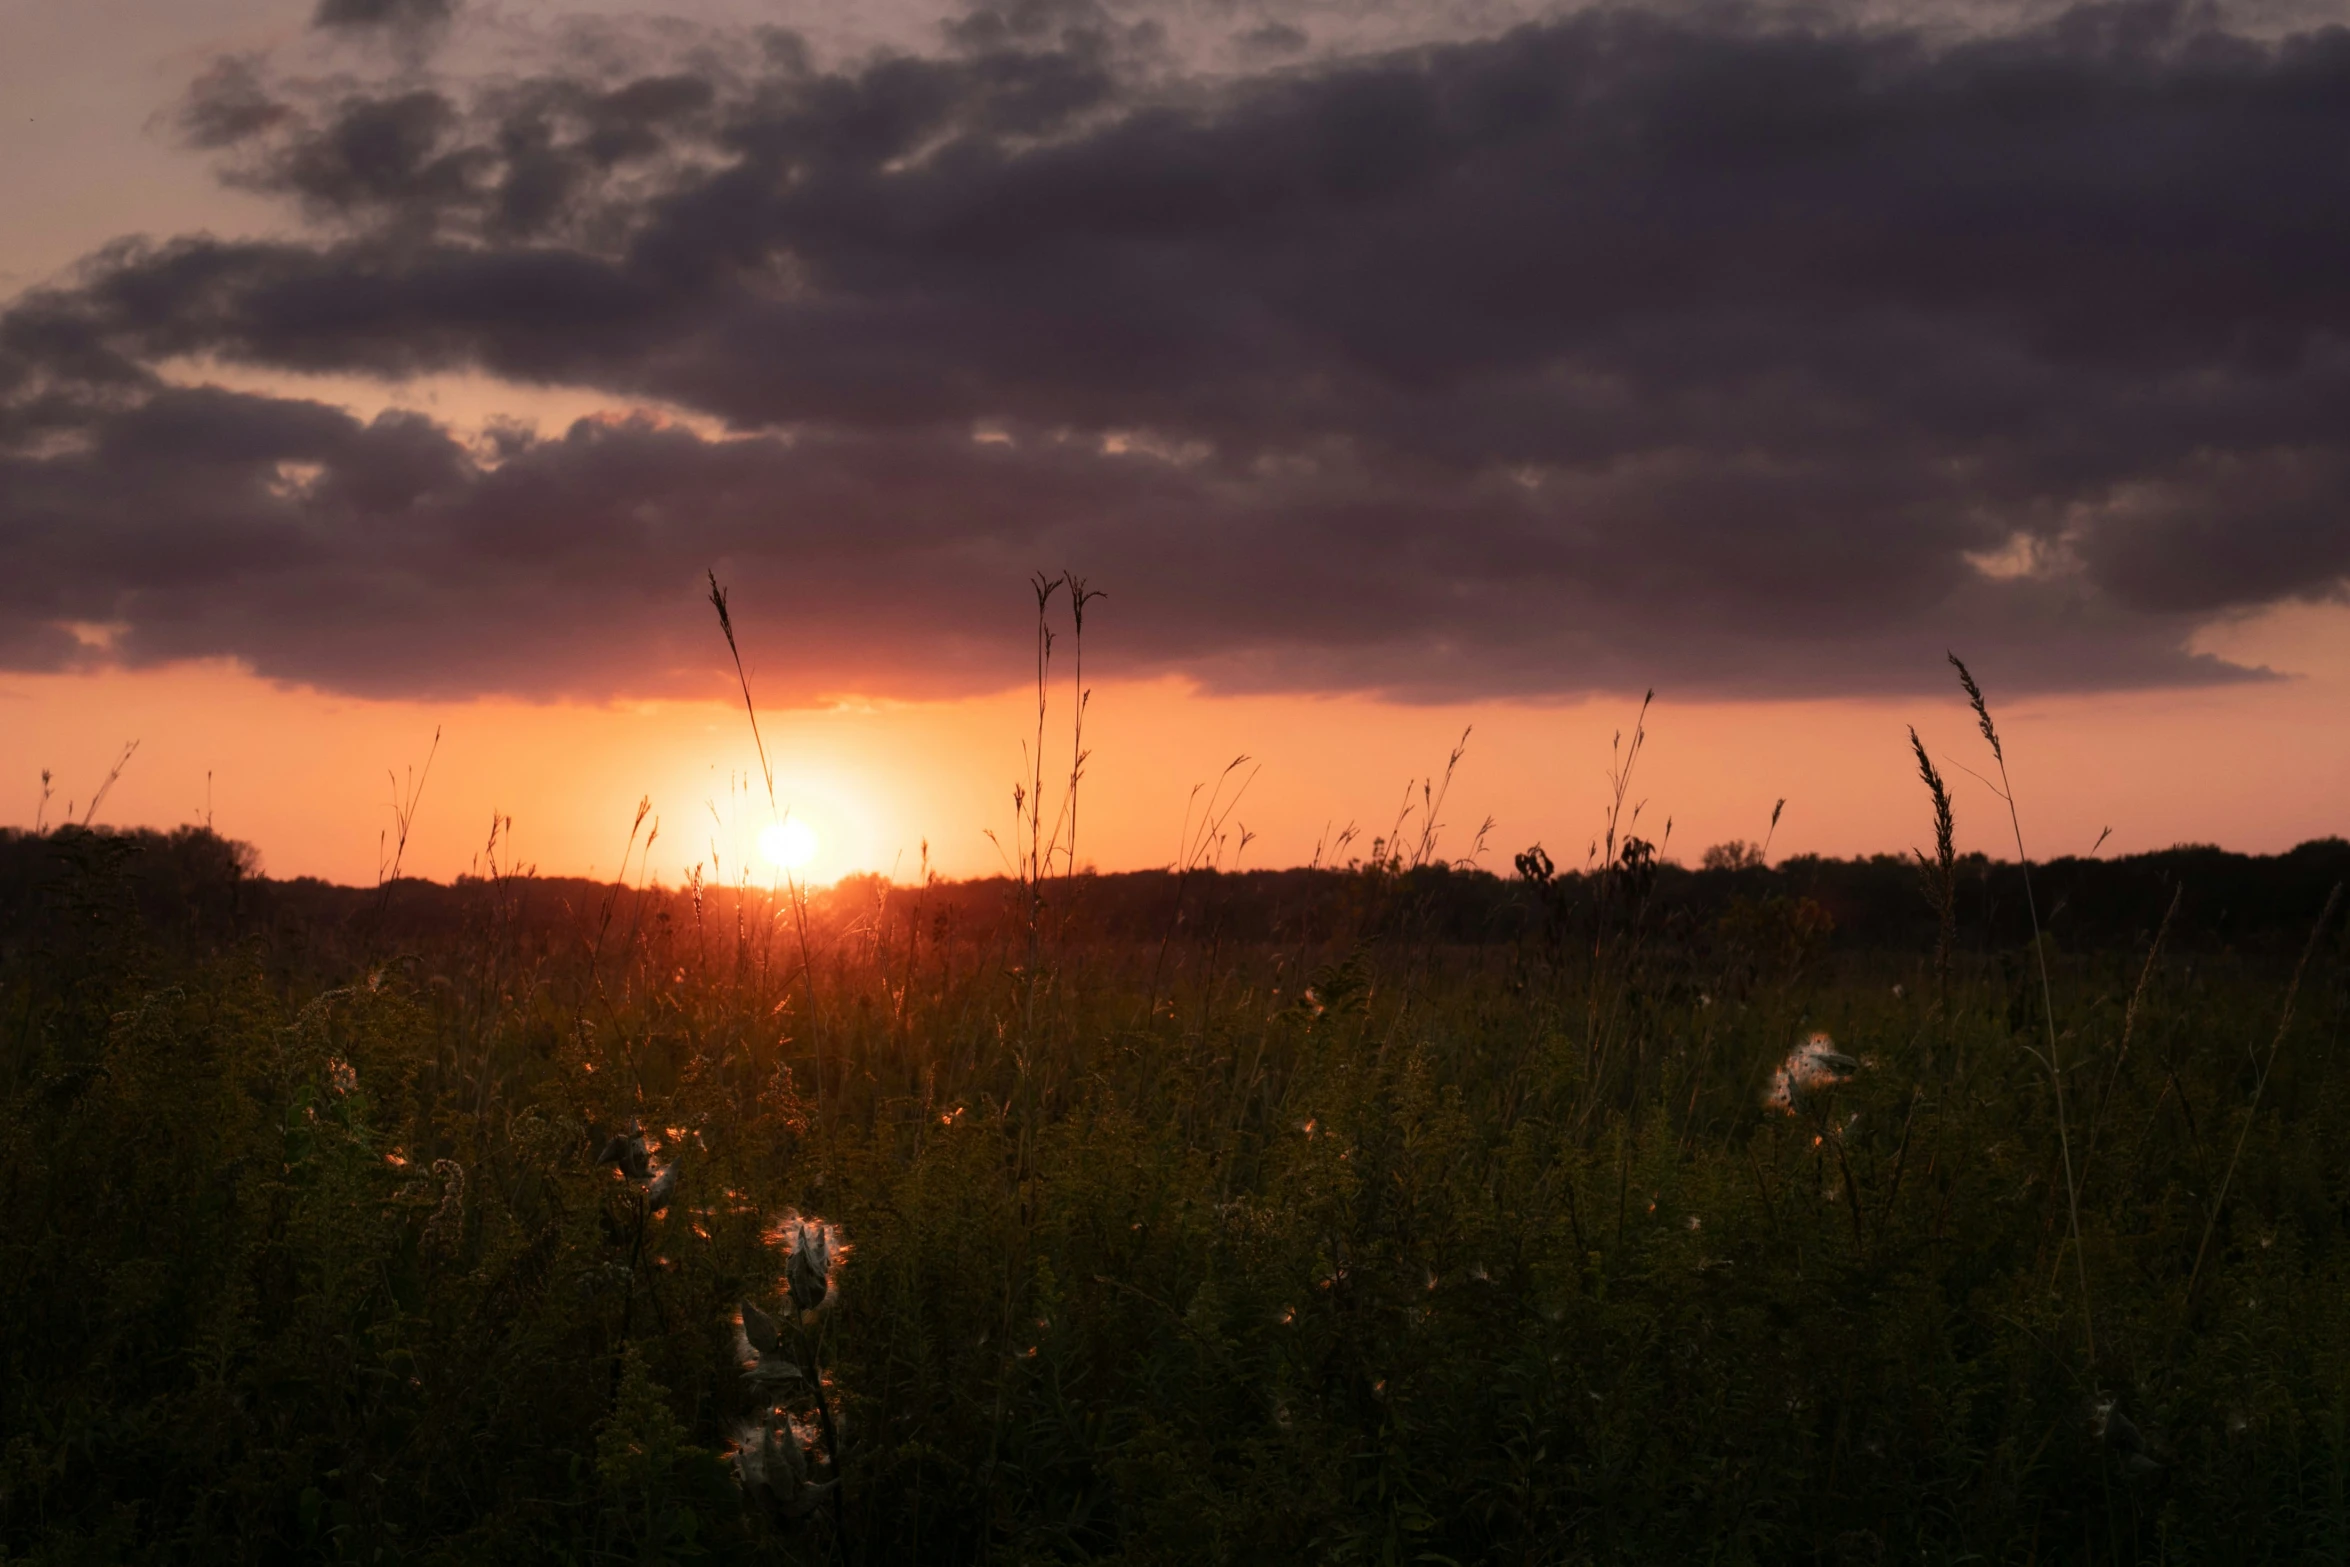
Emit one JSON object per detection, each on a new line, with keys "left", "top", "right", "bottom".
{"left": 1141, "top": 756, "right": 1256, "bottom": 1027}
{"left": 1950, "top": 653, "right": 2094, "bottom": 1362}
{"left": 371, "top": 727, "right": 439, "bottom": 945}
{"left": 1906, "top": 725, "right": 1958, "bottom": 1026}
{"left": 2186, "top": 882, "right": 2342, "bottom": 1304}
{"left": 1829, "top": 1126, "right": 1866, "bottom": 1255}
{"left": 2078, "top": 880, "right": 2180, "bottom": 1197}
{"left": 587, "top": 798, "right": 652, "bottom": 988}
{"left": 1876, "top": 1088, "right": 1924, "bottom": 1253}
{"left": 1577, "top": 691, "right": 1651, "bottom": 1136}
{"left": 79, "top": 739, "right": 141, "bottom": 829}
{"left": 784, "top": 866, "right": 821, "bottom": 1126}
{"left": 1411, "top": 727, "right": 1474, "bottom": 870}
{"left": 1013, "top": 570, "right": 1064, "bottom": 1051}
{"left": 707, "top": 572, "right": 824, "bottom": 1120}
{"left": 797, "top": 1315, "right": 849, "bottom": 1549}
{"left": 706, "top": 573, "right": 776, "bottom": 813}
{"left": 1064, "top": 575, "right": 1102, "bottom": 884}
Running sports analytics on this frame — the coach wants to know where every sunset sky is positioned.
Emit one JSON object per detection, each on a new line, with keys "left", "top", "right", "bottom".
{"left": 5, "top": 0, "right": 2347, "bottom": 885}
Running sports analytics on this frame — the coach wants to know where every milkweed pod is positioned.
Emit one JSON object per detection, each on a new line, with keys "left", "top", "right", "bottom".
{"left": 730, "top": 1422, "right": 770, "bottom": 1492}
{"left": 597, "top": 1118, "right": 651, "bottom": 1181}
{"left": 740, "top": 1300, "right": 783, "bottom": 1357}
{"left": 773, "top": 1418, "right": 809, "bottom": 1487}
{"left": 645, "top": 1159, "right": 678, "bottom": 1212}
{"left": 743, "top": 1352, "right": 806, "bottom": 1394}
{"left": 792, "top": 1230, "right": 828, "bottom": 1302}
{"left": 1766, "top": 1032, "right": 1860, "bottom": 1113}
{"left": 782, "top": 1216, "right": 843, "bottom": 1315}
{"left": 781, "top": 1478, "right": 835, "bottom": 1520}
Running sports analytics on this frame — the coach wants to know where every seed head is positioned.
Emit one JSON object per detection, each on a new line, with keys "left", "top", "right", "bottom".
{"left": 729, "top": 1416, "right": 830, "bottom": 1517}
{"left": 734, "top": 1301, "right": 805, "bottom": 1392}
{"left": 644, "top": 1158, "right": 678, "bottom": 1213}
{"left": 597, "top": 1119, "right": 651, "bottom": 1181}
{"left": 1948, "top": 652, "right": 2002, "bottom": 763}
{"left": 1766, "top": 1032, "right": 1859, "bottom": 1114}
{"left": 730, "top": 1421, "right": 771, "bottom": 1492}
{"left": 767, "top": 1212, "right": 847, "bottom": 1316}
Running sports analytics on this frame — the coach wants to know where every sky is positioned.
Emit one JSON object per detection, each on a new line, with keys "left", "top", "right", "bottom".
{"left": 3, "top": 0, "right": 2347, "bottom": 884}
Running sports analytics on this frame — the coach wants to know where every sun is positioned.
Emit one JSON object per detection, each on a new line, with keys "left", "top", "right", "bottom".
{"left": 758, "top": 818, "right": 818, "bottom": 872}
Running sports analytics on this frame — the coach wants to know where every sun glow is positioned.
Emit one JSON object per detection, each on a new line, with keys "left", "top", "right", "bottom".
{"left": 757, "top": 818, "right": 818, "bottom": 872}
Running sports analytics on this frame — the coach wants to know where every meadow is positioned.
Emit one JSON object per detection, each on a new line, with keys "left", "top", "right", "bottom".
{"left": 4, "top": 730, "right": 2349, "bottom": 1563}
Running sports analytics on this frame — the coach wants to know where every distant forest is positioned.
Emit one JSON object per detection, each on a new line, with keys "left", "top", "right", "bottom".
{"left": 6, "top": 824, "right": 2343, "bottom": 961}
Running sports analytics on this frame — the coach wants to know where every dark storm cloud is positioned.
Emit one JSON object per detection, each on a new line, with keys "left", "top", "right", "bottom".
{"left": 4, "top": 0, "right": 2347, "bottom": 702}
{"left": 314, "top": 0, "right": 456, "bottom": 31}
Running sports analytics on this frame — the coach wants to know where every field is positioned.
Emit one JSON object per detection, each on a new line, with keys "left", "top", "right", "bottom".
{"left": 3, "top": 811, "right": 2348, "bottom": 1564}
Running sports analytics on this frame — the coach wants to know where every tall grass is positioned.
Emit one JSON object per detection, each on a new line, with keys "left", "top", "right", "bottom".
{"left": 3, "top": 667, "right": 2349, "bottom": 1563}
{"left": 1946, "top": 653, "right": 2096, "bottom": 1362}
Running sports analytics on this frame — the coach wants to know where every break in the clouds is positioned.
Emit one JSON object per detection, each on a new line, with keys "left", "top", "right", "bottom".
{"left": 3, "top": 0, "right": 2347, "bottom": 703}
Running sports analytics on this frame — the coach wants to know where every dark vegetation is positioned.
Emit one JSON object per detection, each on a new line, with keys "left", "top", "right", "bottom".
{"left": 5, "top": 812, "right": 2350, "bottom": 1564}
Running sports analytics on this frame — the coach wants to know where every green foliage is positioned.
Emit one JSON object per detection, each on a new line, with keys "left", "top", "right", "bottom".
{"left": 2, "top": 830, "right": 2347, "bottom": 1562}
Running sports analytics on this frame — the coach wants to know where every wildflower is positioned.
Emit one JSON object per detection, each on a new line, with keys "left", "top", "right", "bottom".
{"left": 1765, "top": 1031, "right": 1859, "bottom": 1114}
{"left": 327, "top": 1057, "right": 357, "bottom": 1097}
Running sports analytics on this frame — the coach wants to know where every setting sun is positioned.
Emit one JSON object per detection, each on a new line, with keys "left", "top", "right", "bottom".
{"left": 757, "top": 817, "right": 818, "bottom": 872}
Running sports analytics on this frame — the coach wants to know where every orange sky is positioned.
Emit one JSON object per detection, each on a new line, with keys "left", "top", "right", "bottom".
{"left": 6, "top": 3, "right": 2349, "bottom": 884}
{"left": 9, "top": 599, "right": 2345, "bottom": 886}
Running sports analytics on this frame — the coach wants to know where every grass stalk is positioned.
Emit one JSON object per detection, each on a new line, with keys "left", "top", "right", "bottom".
{"left": 1950, "top": 652, "right": 2094, "bottom": 1362}
{"left": 2186, "top": 881, "right": 2342, "bottom": 1304}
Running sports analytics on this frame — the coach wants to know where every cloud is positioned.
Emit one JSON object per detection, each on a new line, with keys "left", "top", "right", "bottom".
{"left": 4, "top": 0, "right": 2347, "bottom": 703}
{"left": 313, "top": 0, "right": 456, "bottom": 32}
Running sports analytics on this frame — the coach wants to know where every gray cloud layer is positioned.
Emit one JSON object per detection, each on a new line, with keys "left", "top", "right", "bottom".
{"left": 3, "top": 0, "right": 2346, "bottom": 702}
